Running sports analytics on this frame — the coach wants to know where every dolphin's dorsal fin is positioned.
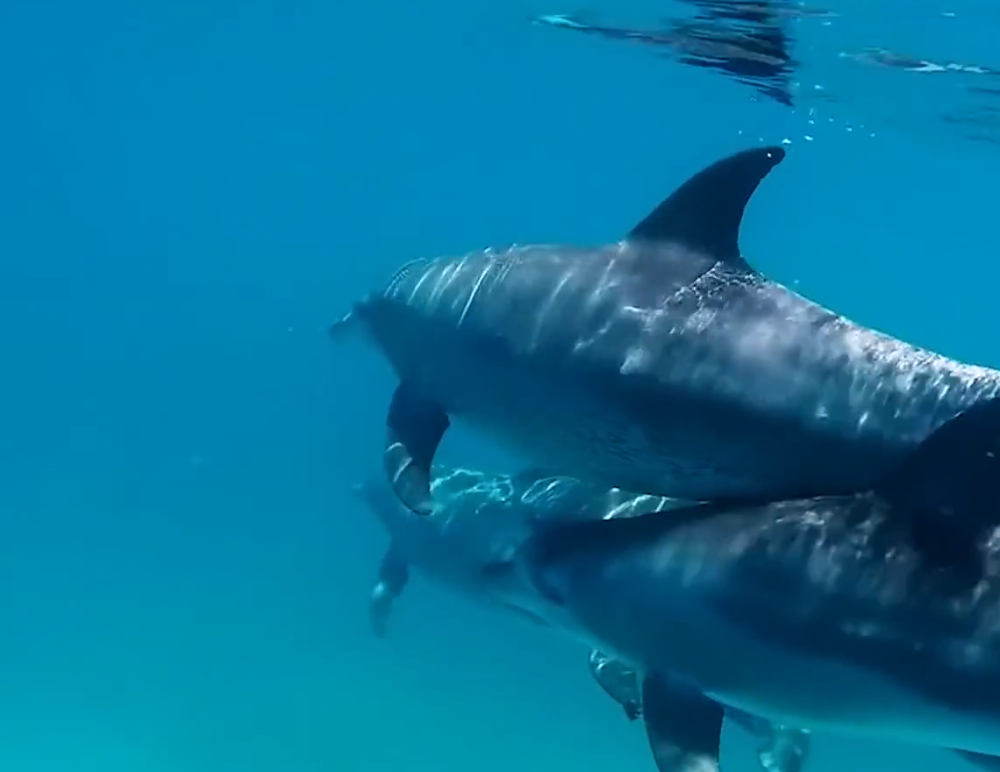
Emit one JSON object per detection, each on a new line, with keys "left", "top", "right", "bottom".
{"left": 877, "top": 395, "right": 1000, "bottom": 534}
{"left": 872, "top": 394, "right": 1000, "bottom": 577}
{"left": 627, "top": 146, "right": 786, "bottom": 266}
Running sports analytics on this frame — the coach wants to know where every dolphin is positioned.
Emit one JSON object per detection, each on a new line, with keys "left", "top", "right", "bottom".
{"left": 354, "top": 462, "right": 1000, "bottom": 770}
{"left": 331, "top": 144, "right": 1000, "bottom": 520}
{"left": 587, "top": 652, "right": 1000, "bottom": 772}
{"left": 352, "top": 465, "right": 808, "bottom": 772}
{"left": 588, "top": 650, "right": 810, "bottom": 772}
{"left": 488, "top": 391, "right": 1000, "bottom": 756}
{"left": 352, "top": 464, "right": 677, "bottom": 637}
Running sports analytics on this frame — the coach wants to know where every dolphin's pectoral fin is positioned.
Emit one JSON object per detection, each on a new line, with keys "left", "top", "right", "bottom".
{"left": 369, "top": 543, "right": 410, "bottom": 639}
{"left": 627, "top": 146, "right": 786, "bottom": 267}
{"left": 523, "top": 505, "right": 730, "bottom": 604}
{"left": 499, "top": 603, "right": 551, "bottom": 628}
{"left": 384, "top": 382, "right": 451, "bottom": 516}
{"left": 641, "top": 672, "right": 724, "bottom": 772}
{"left": 754, "top": 723, "right": 811, "bottom": 772}
{"left": 587, "top": 650, "right": 643, "bottom": 722}
{"left": 955, "top": 750, "right": 1000, "bottom": 770}
{"left": 876, "top": 394, "right": 1000, "bottom": 568}
{"left": 328, "top": 309, "right": 356, "bottom": 342}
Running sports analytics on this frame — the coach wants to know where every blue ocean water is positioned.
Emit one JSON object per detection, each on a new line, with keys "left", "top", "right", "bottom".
{"left": 3, "top": 0, "right": 1000, "bottom": 770}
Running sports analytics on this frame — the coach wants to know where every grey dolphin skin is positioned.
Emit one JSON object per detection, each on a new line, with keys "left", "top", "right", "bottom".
{"left": 498, "top": 394, "right": 1000, "bottom": 756}
{"left": 587, "top": 653, "right": 1000, "bottom": 772}
{"left": 333, "top": 144, "right": 1000, "bottom": 522}
{"left": 353, "top": 461, "right": 1000, "bottom": 771}
{"left": 353, "top": 466, "right": 804, "bottom": 772}
{"left": 352, "top": 465, "right": 677, "bottom": 638}
{"left": 588, "top": 650, "right": 810, "bottom": 772}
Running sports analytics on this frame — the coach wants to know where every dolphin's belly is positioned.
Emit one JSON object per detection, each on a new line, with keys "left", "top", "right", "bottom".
{"left": 559, "top": 563, "right": 1000, "bottom": 755}
{"left": 375, "top": 309, "right": 925, "bottom": 501}
{"left": 406, "top": 336, "right": 892, "bottom": 501}
{"left": 424, "top": 358, "right": 722, "bottom": 497}
{"left": 694, "top": 609, "right": 1000, "bottom": 756}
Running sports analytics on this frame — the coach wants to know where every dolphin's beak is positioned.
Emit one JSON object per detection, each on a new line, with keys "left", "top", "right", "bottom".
{"left": 352, "top": 481, "right": 380, "bottom": 503}
{"left": 329, "top": 310, "right": 355, "bottom": 342}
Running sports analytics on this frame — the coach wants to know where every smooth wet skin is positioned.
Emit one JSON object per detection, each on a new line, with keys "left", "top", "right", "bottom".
{"left": 354, "top": 461, "right": 1000, "bottom": 770}
{"left": 354, "top": 465, "right": 808, "bottom": 772}
{"left": 513, "top": 398, "right": 1000, "bottom": 756}
{"left": 353, "top": 465, "right": 679, "bottom": 635}
{"left": 589, "top": 651, "right": 811, "bottom": 772}
{"left": 335, "top": 145, "right": 1000, "bottom": 515}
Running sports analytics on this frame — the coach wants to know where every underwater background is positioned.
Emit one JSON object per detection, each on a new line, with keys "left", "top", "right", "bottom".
{"left": 3, "top": 0, "right": 1000, "bottom": 770}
